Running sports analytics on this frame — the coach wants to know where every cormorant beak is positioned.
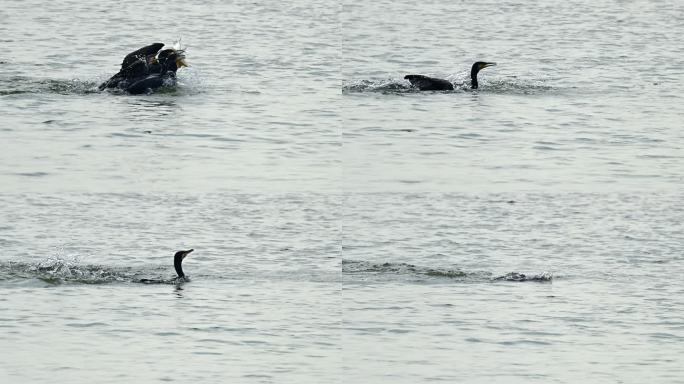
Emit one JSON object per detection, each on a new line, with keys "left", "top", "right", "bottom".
{"left": 172, "top": 49, "right": 188, "bottom": 68}
{"left": 481, "top": 62, "right": 497, "bottom": 69}
{"left": 183, "top": 249, "right": 194, "bottom": 260}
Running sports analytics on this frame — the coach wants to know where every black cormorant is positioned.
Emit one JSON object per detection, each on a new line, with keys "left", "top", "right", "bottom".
{"left": 404, "top": 62, "right": 496, "bottom": 91}
{"left": 139, "top": 249, "right": 194, "bottom": 284}
{"left": 173, "top": 248, "right": 193, "bottom": 279}
{"left": 98, "top": 43, "right": 164, "bottom": 90}
{"left": 125, "top": 49, "right": 188, "bottom": 95}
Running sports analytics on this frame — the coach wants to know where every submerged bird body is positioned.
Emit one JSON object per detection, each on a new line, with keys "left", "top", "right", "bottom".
{"left": 403, "top": 75, "right": 454, "bottom": 91}
{"left": 405, "top": 61, "right": 496, "bottom": 91}
{"left": 139, "top": 249, "right": 194, "bottom": 284}
{"left": 99, "top": 44, "right": 188, "bottom": 94}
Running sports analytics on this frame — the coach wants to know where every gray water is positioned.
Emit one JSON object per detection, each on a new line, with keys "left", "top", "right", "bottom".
{"left": 1, "top": 0, "right": 684, "bottom": 383}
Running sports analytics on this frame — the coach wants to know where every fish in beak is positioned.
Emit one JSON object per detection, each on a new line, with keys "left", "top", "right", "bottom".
{"left": 175, "top": 50, "right": 188, "bottom": 68}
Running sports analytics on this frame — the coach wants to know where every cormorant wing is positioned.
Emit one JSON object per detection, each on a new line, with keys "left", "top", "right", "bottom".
{"left": 404, "top": 74, "right": 454, "bottom": 91}
{"left": 100, "top": 43, "right": 164, "bottom": 91}
{"left": 99, "top": 58, "right": 153, "bottom": 91}
{"left": 120, "top": 43, "right": 165, "bottom": 70}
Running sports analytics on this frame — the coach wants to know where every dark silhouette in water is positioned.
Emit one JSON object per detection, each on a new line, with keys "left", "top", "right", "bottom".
{"left": 404, "top": 62, "right": 496, "bottom": 91}
{"left": 140, "top": 249, "right": 194, "bottom": 284}
{"left": 98, "top": 43, "right": 164, "bottom": 90}
{"left": 493, "top": 271, "right": 552, "bottom": 282}
{"left": 125, "top": 49, "right": 187, "bottom": 95}
{"left": 98, "top": 43, "right": 188, "bottom": 94}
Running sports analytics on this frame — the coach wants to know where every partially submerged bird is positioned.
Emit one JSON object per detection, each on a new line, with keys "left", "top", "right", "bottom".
{"left": 493, "top": 271, "right": 553, "bottom": 282}
{"left": 405, "top": 62, "right": 497, "bottom": 91}
{"left": 98, "top": 43, "right": 188, "bottom": 94}
{"left": 125, "top": 49, "right": 188, "bottom": 95}
{"left": 140, "top": 249, "right": 194, "bottom": 284}
{"left": 98, "top": 43, "right": 163, "bottom": 91}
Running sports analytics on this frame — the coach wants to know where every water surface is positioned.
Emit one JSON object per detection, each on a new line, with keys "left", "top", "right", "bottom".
{"left": 340, "top": 1, "right": 684, "bottom": 383}
{"left": 1, "top": 1, "right": 339, "bottom": 383}
{"left": 2, "top": 0, "right": 684, "bottom": 383}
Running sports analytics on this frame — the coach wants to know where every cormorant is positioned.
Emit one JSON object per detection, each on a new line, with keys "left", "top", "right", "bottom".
{"left": 98, "top": 44, "right": 188, "bottom": 94}
{"left": 173, "top": 248, "right": 193, "bottom": 279}
{"left": 98, "top": 43, "right": 164, "bottom": 90}
{"left": 140, "top": 249, "right": 193, "bottom": 284}
{"left": 125, "top": 49, "right": 188, "bottom": 95}
{"left": 404, "top": 62, "right": 496, "bottom": 91}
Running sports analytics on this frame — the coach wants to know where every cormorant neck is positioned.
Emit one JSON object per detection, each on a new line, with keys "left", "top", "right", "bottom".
{"left": 470, "top": 67, "right": 479, "bottom": 89}
{"left": 174, "top": 255, "right": 185, "bottom": 278}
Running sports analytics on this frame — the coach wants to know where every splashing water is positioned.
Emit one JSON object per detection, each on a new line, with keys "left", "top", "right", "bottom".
{"left": 0, "top": 76, "right": 100, "bottom": 95}
{"left": 172, "top": 37, "right": 185, "bottom": 52}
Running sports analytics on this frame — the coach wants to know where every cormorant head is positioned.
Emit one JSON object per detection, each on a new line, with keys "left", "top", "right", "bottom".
{"left": 157, "top": 49, "right": 174, "bottom": 61}
{"left": 157, "top": 49, "right": 188, "bottom": 72}
{"left": 174, "top": 249, "right": 193, "bottom": 278}
{"left": 472, "top": 62, "right": 497, "bottom": 72}
{"left": 470, "top": 62, "right": 496, "bottom": 89}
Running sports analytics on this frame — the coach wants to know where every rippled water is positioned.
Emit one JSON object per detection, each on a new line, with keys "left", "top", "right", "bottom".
{"left": 1, "top": 0, "right": 339, "bottom": 383}
{"left": 2, "top": 0, "right": 684, "bottom": 382}
{"left": 340, "top": 0, "right": 684, "bottom": 383}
